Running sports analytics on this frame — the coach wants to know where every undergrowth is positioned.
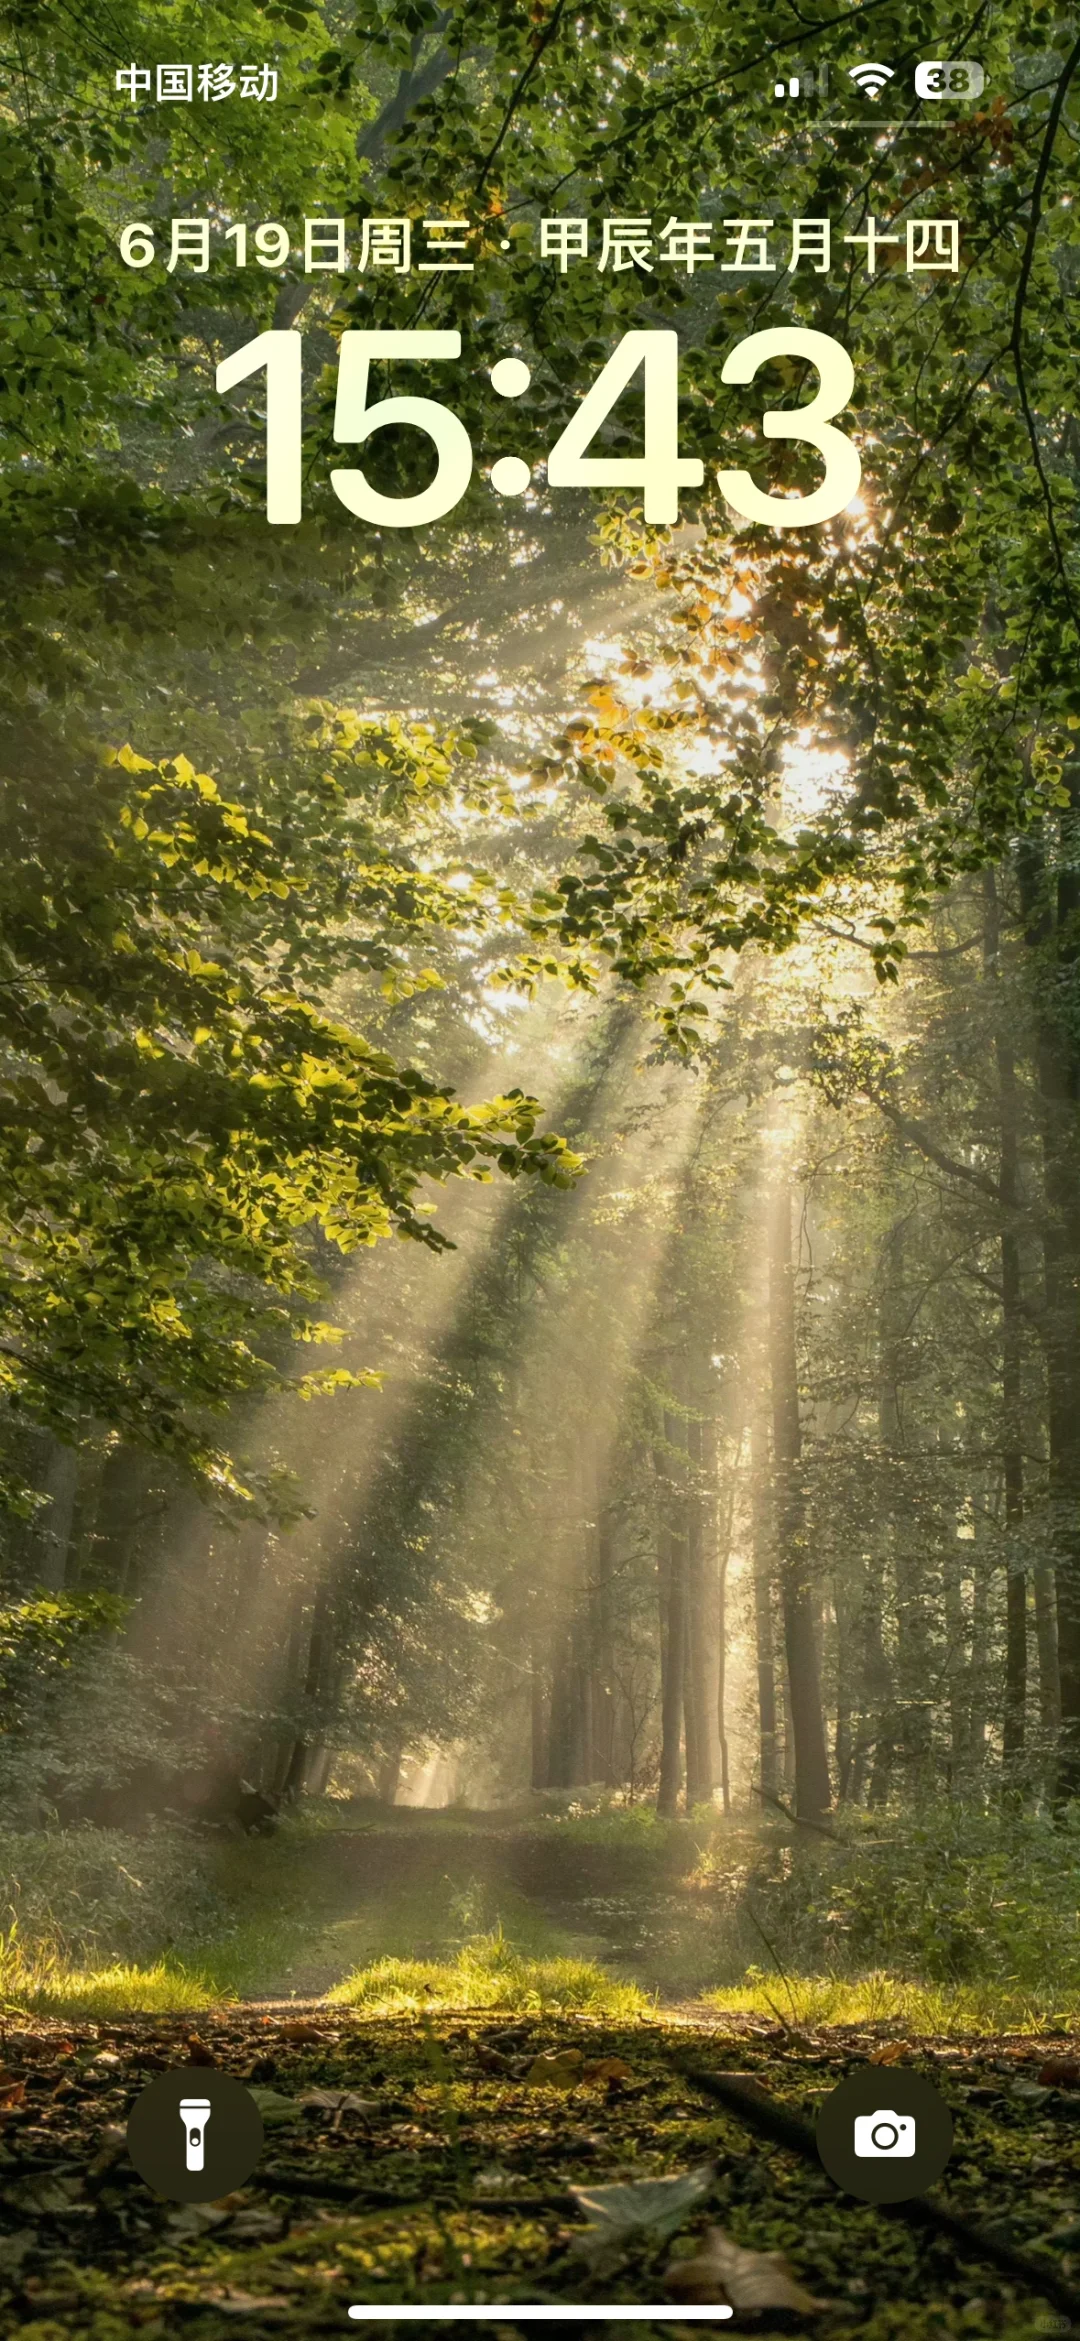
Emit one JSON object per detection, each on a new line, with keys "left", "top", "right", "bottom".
{"left": 3, "top": 1799, "right": 1079, "bottom": 2028}
{"left": 688, "top": 1800, "right": 1080, "bottom": 2021}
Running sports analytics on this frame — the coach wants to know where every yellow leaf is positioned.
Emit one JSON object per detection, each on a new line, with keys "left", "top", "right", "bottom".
{"left": 582, "top": 2057, "right": 633, "bottom": 2086}
{"left": 868, "top": 2040, "right": 913, "bottom": 2066}
{"left": 525, "top": 2049, "right": 583, "bottom": 2089}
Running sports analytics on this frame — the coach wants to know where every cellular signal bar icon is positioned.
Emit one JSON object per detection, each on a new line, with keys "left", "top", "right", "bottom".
{"left": 848, "top": 61, "right": 894, "bottom": 97}
{"left": 771, "top": 65, "right": 828, "bottom": 99}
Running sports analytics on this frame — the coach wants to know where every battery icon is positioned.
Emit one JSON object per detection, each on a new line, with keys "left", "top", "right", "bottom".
{"left": 915, "top": 61, "right": 985, "bottom": 99}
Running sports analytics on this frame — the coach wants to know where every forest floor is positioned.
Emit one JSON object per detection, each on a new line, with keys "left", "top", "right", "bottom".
{"left": 2, "top": 2000, "right": 1080, "bottom": 2339}
{"left": 4, "top": 1808, "right": 1080, "bottom": 2334}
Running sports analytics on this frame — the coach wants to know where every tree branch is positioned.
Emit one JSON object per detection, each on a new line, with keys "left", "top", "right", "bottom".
{"left": 356, "top": 19, "right": 456, "bottom": 167}
{"left": 1010, "top": 33, "right": 1080, "bottom": 629}
{"left": 473, "top": 0, "right": 569, "bottom": 196}
{"left": 873, "top": 1098, "right": 1002, "bottom": 1202}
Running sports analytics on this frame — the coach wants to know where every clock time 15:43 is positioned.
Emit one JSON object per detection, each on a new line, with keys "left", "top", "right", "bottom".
{"left": 216, "top": 327, "right": 862, "bottom": 531}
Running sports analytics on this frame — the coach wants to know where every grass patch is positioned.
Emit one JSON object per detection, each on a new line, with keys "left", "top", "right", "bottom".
{"left": 329, "top": 1928, "right": 649, "bottom": 2017}
{"left": 702, "top": 1965, "right": 1080, "bottom": 2036}
{"left": 0, "top": 1940, "right": 220, "bottom": 2016}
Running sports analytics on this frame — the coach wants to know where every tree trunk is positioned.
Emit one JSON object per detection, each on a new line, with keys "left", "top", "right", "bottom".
{"left": 750, "top": 1400, "right": 778, "bottom": 1801}
{"left": 1019, "top": 801, "right": 1080, "bottom": 1797}
{"left": 683, "top": 1411, "right": 714, "bottom": 1809}
{"left": 858, "top": 1555, "right": 894, "bottom": 1806}
{"left": 656, "top": 1420, "right": 686, "bottom": 1817}
{"left": 986, "top": 869, "right": 1029, "bottom": 1775}
{"left": 306, "top": 1745, "right": 334, "bottom": 1797}
{"left": 530, "top": 1641, "right": 549, "bottom": 1789}
{"left": 833, "top": 1572, "right": 854, "bottom": 1803}
{"left": 34, "top": 1440, "right": 79, "bottom": 1591}
{"left": 876, "top": 1214, "right": 933, "bottom": 1798}
{"left": 969, "top": 1522, "right": 990, "bottom": 1771}
{"left": 1034, "top": 1564, "right": 1061, "bottom": 1740}
{"left": 547, "top": 1626, "right": 573, "bottom": 1787}
{"left": 569, "top": 1656, "right": 593, "bottom": 1785}
{"left": 716, "top": 1465, "right": 735, "bottom": 1816}
{"left": 768, "top": 1185, "right": 831, "bottom": 1824}
{"left": 592, "top": 1504, "right": 616, "bottom": 1783}
{"left": 942, "top": 1540, "right": 971, "bottom": 1781}
{"left": 281, "top": 1584, "right": 333, "bottom": 1800}
{"left": 377, "top": 1739, "right": 404, "bottom": 1805}
{"left": 271, "top": 1586, "right": 308, "bottom": 1796}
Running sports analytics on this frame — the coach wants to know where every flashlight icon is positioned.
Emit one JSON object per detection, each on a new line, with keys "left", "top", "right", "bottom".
{"left": 179, "top": 2096, "right": 212, "bottom": 2173}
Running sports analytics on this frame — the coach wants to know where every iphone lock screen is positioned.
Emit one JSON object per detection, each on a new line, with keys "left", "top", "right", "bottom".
{"left": 1, "top": 5, "right": 1079, "bottom": 2336}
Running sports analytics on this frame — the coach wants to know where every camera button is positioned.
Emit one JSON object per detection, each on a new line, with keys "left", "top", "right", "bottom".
{"left": 816, "top": 2066, "right": 953, "bottom": 2204}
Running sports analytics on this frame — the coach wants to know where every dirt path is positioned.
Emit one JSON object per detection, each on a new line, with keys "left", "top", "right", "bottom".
{"left": 241, "top": 1818, "right": 616, "bottom": 1999}
{"left": 230, "top": 1811, "right": 714, "bottom": 2002}
{"left": 3, "top": 2005, "right": 1078, "bottom": 2337}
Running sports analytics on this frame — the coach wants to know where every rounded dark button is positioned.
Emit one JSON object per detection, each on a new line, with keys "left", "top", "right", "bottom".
{"left": 816, "top": 2065, "right": 953, "bottom": 2204}
{"left": 126, "top": 2068, "right": 264, "bottom": 2202}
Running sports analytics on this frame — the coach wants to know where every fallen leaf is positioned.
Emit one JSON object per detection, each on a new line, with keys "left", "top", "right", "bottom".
{"left": 185, "top": 2035, "right": 216, "bottom": 2067}
{"left": 475, "top": 2044, "right": 514, "bottom": 2074}
{"left": 868, "top": 2041, "right": 913, "bottom": 2067}
{"left": 0, "top": 2231, "right": 34, "bottom": 2274}
{"left": 0, "top": 2079, "right": 26, "bottom": 2113}
{"left": 10, "top": 2173, "right": 86, "bottom": 2214}
{"left": 526, "top": 2048, "right": 584, "bottom": 2089}
{"left": 1039, "top": 2059, "right": 1080, "bottom": 2089}
{"left": 167, "top": 2203, "right": 230, "bottom": 2237}
{"left": 275, "top": 2020, "right": 326, "bottom": 2043}
{"left": 296, "top": 2097, "right": 377, "bottom": 2116}
{"left": 241, "top": 2055, "right": 277, "bottom": 2084}
{"left": 582, "top": 2057, "right": 633, "bottom": 2086}
{"left": 88, "top": 2123, "right": 128, "bottom": 2176}
{"left": 229, "top": 2208, "right": 286, "bottom": 2241}
{"left": 473, "top": 2164, "right": 517, "bottom": 2195}
{"left": 195, "top": 2289, "right": 292, "bottom": 2314}
{"left": 570, "top": 2165, "right": 714, "bottom": 2261}
{"left": 248, "top": 2086, "right": 304, "bottom": 2126}
{"left": 667, "top": 2227, "right": 822, "bottom": 2314}
{"left": 300, "top": 2087, "right": 379, "bottom": 2125}
{"left": 5, "top": 2032, "right": 51, "bottom": 2060}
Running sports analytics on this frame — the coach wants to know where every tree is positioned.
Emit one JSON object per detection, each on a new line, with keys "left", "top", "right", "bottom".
{"left": 4, "top": 0, "right": 1080, "bottom": 1816}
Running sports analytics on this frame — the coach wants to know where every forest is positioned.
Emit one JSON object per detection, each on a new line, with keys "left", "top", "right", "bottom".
{"left": 1, "top": 1, "right": 1080, "bottom": 2333}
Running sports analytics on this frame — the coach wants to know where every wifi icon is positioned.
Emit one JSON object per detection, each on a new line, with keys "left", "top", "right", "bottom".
{"left": 848, "top": 61, "right": 895, "bottom": 97}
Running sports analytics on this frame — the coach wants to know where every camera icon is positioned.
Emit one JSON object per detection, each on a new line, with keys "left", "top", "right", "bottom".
{"left": 853, "top": 2109, "right": 916, "bottom": 2158}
